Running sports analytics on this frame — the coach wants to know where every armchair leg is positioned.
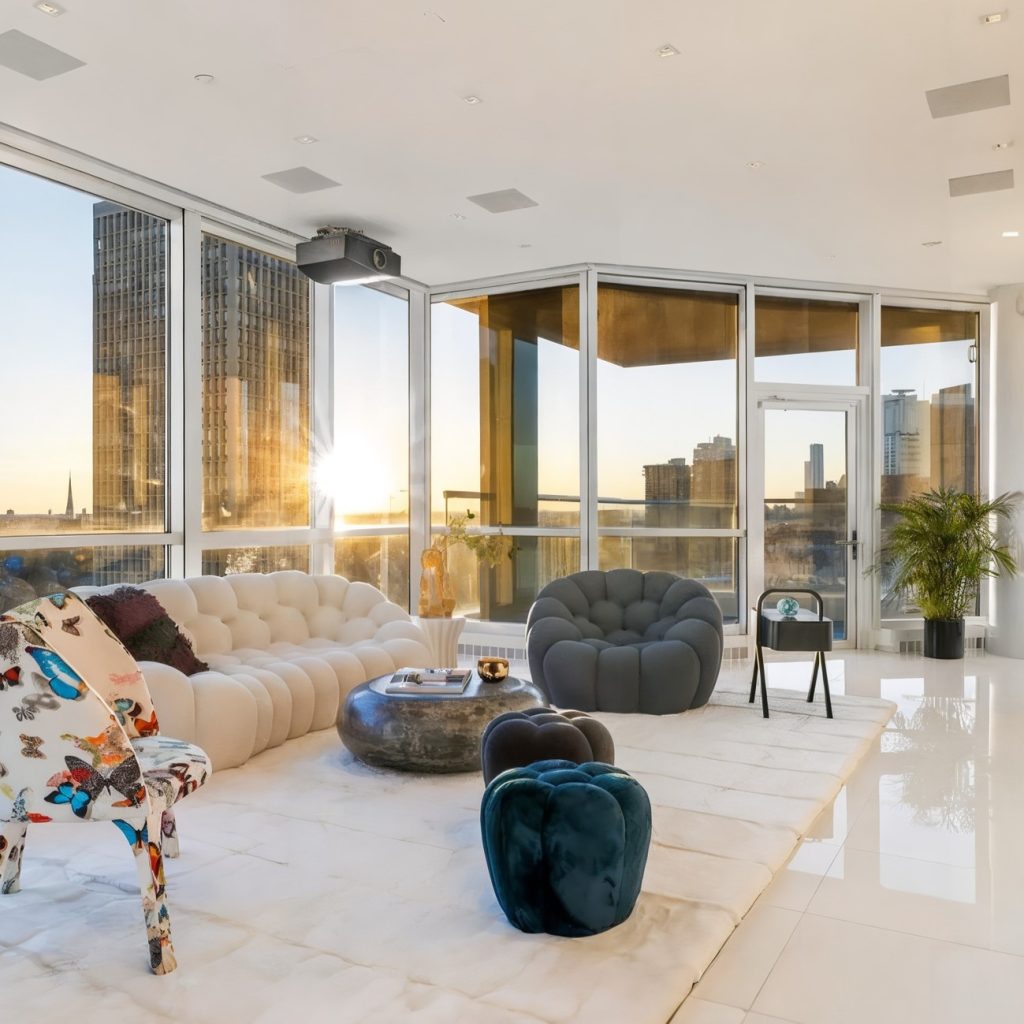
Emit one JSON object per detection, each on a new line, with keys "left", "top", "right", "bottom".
{"left": 0, "top": 820, "right": 28, "bottom": 895}
{"left": 116, "top": 819, "right": 177, "bottom": 975}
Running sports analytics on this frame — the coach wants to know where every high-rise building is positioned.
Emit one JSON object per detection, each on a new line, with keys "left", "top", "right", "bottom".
{"left": 803, "top": 443, "right": 824, "bottom": 493}
{"left": 930, "top": 383, "right": 975, "bottom": 492}
{"left": 643, "top": 457, "right": 691, "bottom": 528}
{"left": 691, "top": 435, "right": 736, "bottom": 530}
{"left": 883, "top": 389, "right": 930, "bottom": 478}
{"left": 201, "top": 235, "right": 310, "bottom": 528}
{"left": 92, "top": 200, "right": 167, "bottom": 532}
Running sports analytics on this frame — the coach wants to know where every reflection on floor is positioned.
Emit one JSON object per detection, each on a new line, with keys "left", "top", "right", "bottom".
{"left": 669, "top": 649, "right": 1024, "bottom": 1024}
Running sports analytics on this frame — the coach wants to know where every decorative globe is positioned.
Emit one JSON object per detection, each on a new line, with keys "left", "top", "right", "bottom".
{"left": 776, "top": 596, "right": 800, "bottom": 618}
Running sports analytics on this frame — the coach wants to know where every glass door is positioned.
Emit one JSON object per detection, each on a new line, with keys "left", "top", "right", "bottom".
{"left": 758, "top": 402, "right": 859, "bottom": 644}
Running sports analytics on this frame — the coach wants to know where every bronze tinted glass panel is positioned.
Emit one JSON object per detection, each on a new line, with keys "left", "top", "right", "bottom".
{"left": 755, "top": 296, "right": 859, "bottom": 384}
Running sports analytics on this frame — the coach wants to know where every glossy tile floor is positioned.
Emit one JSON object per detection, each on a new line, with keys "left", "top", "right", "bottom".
{"left": 670, "top": 649, "right": 1024, "bottom": 1024}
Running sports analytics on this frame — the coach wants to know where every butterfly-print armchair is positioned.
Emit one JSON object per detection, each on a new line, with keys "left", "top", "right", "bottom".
{"left": 0, "top": 592, "right": 210, "bottom": 974}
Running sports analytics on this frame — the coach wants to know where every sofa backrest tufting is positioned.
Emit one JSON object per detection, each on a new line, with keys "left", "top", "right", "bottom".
{"left": 75, "top": 571, "right": 412, "bottom": 658}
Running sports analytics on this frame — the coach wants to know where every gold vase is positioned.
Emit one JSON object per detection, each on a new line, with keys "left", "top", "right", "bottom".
{"left": 418, "top": 545, "right": 456, "bottom": 618}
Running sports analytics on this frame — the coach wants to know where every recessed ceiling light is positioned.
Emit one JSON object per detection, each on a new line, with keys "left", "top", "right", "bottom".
{"left": 451, "top": 213, "right": 466, "bottom": 221}
{"left": 518, "top": 243, "right": 533, "bottom": 248}
{"left": 746, "top": 160, "right": 765, "bottom": 169}
{"left": 294, "top": 134, "right": 318, "bottom": 145}
{"left": 994, "top": 140, "right": 1014, "bottom": 150}
{"left": 463, "top": 95, "right": 482, "bottom": 105}
{"left": 1003, "top": 230, "right": 1020, "bottom": 238}
{"left": 981, "top": 10, "right": 1007, "bottom": 23}
{"left": 656, "top": 43, "right": 680, "bottom": 58}
{"left": 921, "top": 240, "right": 943, "bottom": 247}
{"left": 193, "top": 73, "right": 215, "bottom": 84}
{"left": 34, "top": 1, "right": 65, "bottom": 16}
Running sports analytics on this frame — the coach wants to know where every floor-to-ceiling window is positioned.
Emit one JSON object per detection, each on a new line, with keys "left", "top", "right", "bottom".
{"left": 0, "top": 162, "right": 171, "bottom": 608}
{"left": 431, "top": 283, "right": 581, "bottom": 622}
{"left": 198, "top": 234, "right": 312, "bottom": 575}
{"left": 879, "top": 305, "right": 980, "bottom": 618}
{"left": 331, "top": 284, "right": 410, "bottom": 608}
{"left": 754, "top": 293, "right": 863, "bottom": 639}
{"left": 596, "top": 282, "right": 741, "bottom": 623}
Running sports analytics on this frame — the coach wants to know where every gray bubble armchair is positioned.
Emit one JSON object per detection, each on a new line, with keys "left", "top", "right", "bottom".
{"left": 526, "top": 569, "right": 723, "bottom": 713}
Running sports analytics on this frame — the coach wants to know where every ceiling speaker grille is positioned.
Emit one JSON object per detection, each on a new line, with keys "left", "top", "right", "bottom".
{"left": 948, "top": 169, "right": 1014, "bottom": 197}
{"left": 0, "top": 29, "right": 84, "bottom": 80}
{"left": 926, "top": 75, "right": 1011, "bottom": 118}
{"left": 467, "top": 188, "right": 539, "bottom": 213}
{"left": 261, "top": 167, "right": 341, "bottom": 194}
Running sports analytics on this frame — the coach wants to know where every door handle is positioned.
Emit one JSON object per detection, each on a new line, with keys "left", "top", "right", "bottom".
{"left": 837, "top": 530, "right": 859, "bottom": 560}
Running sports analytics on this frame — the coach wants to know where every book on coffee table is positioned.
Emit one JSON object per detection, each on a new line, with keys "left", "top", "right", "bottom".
{"left": 385, "top": 668, "right": 473, "bottom": 695}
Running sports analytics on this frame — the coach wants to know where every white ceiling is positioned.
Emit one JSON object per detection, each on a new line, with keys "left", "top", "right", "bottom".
{"left": 0, "top": 0, "right": 1022, "bottom": 293}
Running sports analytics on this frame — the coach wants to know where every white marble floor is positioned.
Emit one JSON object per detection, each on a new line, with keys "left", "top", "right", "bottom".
{"left": 671, "top": 649, "right": 1024, "bottom": 1024}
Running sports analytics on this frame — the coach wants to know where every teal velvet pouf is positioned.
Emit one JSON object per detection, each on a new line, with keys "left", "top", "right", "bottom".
{"left": 480, "top": 760, "right": 652, "bottom": 937}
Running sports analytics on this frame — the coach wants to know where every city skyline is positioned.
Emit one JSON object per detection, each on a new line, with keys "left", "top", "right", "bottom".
{"left": 0, "top": 162, "right": 980, "bottom": 535}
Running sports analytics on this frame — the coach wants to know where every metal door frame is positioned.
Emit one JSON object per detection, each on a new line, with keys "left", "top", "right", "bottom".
{"left": 749, "top": 392, "right": 868, "bottom": 649}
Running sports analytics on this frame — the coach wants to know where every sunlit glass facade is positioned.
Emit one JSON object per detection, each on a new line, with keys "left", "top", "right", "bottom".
{"left": 0, "top": 147, "right": 991, "bottom": 646}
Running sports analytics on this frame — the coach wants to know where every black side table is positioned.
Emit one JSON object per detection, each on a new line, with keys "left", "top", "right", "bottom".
{"left": 749, "top": 589, "right": 834, "bottom": 719}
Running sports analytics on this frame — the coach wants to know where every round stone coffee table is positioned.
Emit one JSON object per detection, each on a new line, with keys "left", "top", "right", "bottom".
{"left": 339, "top": 673, "right": 547, "bottom": 773}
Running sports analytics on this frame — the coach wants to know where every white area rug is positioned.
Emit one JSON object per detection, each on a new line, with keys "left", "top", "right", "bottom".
{"left": 3, "top": 683, "right": 892, "bottom": 1024}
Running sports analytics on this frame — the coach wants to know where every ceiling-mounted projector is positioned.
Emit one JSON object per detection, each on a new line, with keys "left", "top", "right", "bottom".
{"left": 296, "top": 226, "right": 401, "bottom": 285}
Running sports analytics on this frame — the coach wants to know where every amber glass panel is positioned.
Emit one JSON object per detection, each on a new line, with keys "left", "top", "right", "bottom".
{"left": 335, "top": 534, "right": 410, "bottom": 610}
{"left": 755, "top": 296, "right": 859, "bottom": 385}
{"left": 0, "top": 164, "right": 168, "bottom": 535}
{"left": 880, "top": 307, "right": 979, "bottom": 617}
{"left": 597, "top": 285, "right": 738, "bottom": 530}
{"left": 431, "top": 286, "right": 580, "bottom": 528}
{"left": 598, "top": 536, "right": 738, "bottom": 624}
{"left": 0, "top": 546, "right": 166, "bottom": 613}
{"left": 201, "top": 546, "right": 309, "bottom": 575}
{"left": 201, "top": 235, "right": 310, "bottom": 530}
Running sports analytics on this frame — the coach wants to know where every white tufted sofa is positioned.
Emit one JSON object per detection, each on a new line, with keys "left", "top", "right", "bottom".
{"left": 73, "top": 571, "right": 434, "bottom": 771}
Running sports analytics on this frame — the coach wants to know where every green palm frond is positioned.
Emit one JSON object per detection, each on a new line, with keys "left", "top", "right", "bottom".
{"left": 877, "top": 489, "right": 1019, "bottom": 619}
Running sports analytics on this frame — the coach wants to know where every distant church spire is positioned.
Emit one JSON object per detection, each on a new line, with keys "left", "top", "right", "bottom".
{"left": 65, "top": 474, "right": 75, "bottom": 518}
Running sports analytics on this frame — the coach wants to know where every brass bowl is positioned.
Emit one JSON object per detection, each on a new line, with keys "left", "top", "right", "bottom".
{"left": 477, "top": 656, "right": 510, "bottom": 683}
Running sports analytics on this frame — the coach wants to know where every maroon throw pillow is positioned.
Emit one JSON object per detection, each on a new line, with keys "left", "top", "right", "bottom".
{"left": 86, "top": 586, "right": 165, "bottom": 641}
{"left": 87, "top": 587, "right": 209, "bottom": 676}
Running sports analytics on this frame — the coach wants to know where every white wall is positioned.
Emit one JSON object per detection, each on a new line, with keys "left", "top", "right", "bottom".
{"left": 989, "top": 284, "right": 1024, "bottom": 658}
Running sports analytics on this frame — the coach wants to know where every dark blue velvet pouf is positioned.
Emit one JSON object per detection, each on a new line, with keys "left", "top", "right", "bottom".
{"left": 480, "top": 759, "right": 652, "bottom": 937}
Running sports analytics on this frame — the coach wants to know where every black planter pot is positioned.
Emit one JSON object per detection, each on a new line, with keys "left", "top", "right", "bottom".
{"left": 923, "top": 618, "right": 964, "bottom": 659}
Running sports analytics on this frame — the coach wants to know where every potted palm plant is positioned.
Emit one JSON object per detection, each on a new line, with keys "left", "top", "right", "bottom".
{"left": 878, "top": 488, "right": 1018, "bottom": 659}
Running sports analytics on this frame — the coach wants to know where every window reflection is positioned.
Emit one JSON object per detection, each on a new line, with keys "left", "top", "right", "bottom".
{"left": 0, "top": 546, "right": 166, "bottom": 613}
{"left": 880, "top": 307, "right": 979, "bottom": 617}
{"left": 201, "top": 546, "right": 310, "bottom": 575}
